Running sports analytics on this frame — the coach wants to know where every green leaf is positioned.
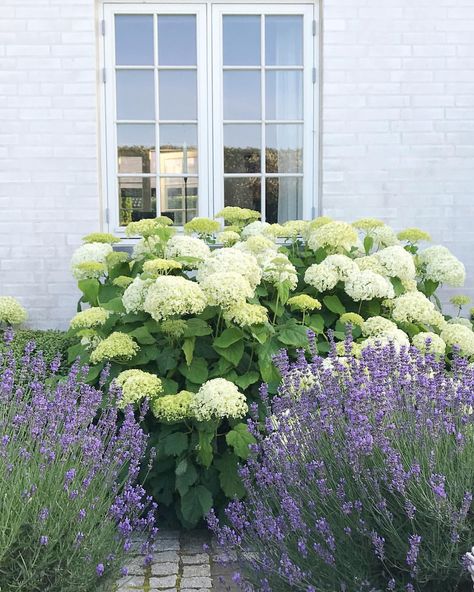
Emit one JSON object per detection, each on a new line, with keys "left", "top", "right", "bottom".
{"left": 161, "top": 377, "right": 179, "bottom": 395}
{"left": 314, "top": 247, "right": 327, "bottom": 264}
{"left": 390, "top": 277, "right": 405, "bottom": 297}
{"left": 363, "top": 235, "right": 374, "bottom": 255}
{"left": 184, "top": 318, "right": 212, "bottom": 338}
{"left": 157, "top": 348, "right": 179, "bottom": 374}
{"left": 226, "top": 423, "right": 256, "bottom": 460}
{"left": 67, "top": 343, "right": 85, "bottom": 364}
{"left": 129, "top": 326, "right": 156, "bottom": 345}
{"left": 122, "top": 311, "right": 149, "bottom": 324}
{"left": 180, "top": 485, "right": 213, "bottom": 526}
{"left": 163, "top": 432, "right": 188, "bottom": 457}
{"left": 323, "top": 295, "right": 346, "bottom": 315}
{"left": 423, "top": 279, "right": 439, "bottom": 297}
{"left": 196, "top": 429, "right": 214, "bottom": 468}
{"left": 213, "top": 327, "right": 243, "bottom": 349}
{"left": 235, "top": 371, "right": 260, "bottom": 390}
{"left": 78, "top": 279, "right": 100, "bottom": 306}
{"left": 215, "top": 452, "right": 245, "bottom": 499}
{"left": 250, "top": 324, "right": 271, "bottom": 345}
{"left": 179, "top": 357, "right": 208, "bottom": 384}
{"left": 277, "top": 321, "right": 309, "bottom": 348}
{"left": 308, "top": 313, "right": 325, "bottom": 334}
{"left": 101, "top": 297, "right": 126, "bottom": 314}
{"left": 85, "top": 363, "right": 104, "bottom": 384}
{"left": 214, "top": 340, "right": 245, "bottom": 367}
{"left": 175, "top": 459, "right": 198, "bottom": 497}
{"left": 182, "top": 337, "right": 195, "bottom": 366}
{"left": 98, "top": 284, "right": 121, "bottom": 303}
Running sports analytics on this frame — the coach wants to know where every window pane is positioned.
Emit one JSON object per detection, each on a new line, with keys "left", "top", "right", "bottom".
{"left": 159, "top": 70, "right": 197, "bottom": 120}
{"left": 224, "top": 124, "right": 261, "bottom": 173}
{"left": 224, "top": 71, "right": 261, "bottom": 120}
{"left": 115, "top": 15, "right": 154, "bottom": 66}
{"left": 117, "top": 124, "right": 155, "bottom": 174}
{"left": 266, "top": 124, "right": 303, "bottom": 173}
{"left": 223, "top": 16, "right": 260, "bottom": 66}
{"left": 116, "top": 70, "right": 155, "bottom": 120}
{"left": 160, "top": 177, "right": 198, "bottom": 226}
{"left": 224, "top": 177, "right": 261, "bottom": 212}
{"left": 160, "top": 124, "right": 198, "bottom": 174}
{"left": 266, "top": 71, "right": 303, "bottom": 120}
{"left": 266, "top": 177, "right": 302, "bottom": 224}
{"left": 158, "top": 15, "right": 197, "bottom": 66}
{"left": 119, "top": 176, "right": 156, "bottom": 225}
{"left": 265, "top": 16, "right": 303, "bottom": 66}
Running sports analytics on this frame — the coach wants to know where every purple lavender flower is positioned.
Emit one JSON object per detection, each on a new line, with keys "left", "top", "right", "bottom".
{"left": 96, "top": 563, "right": 105, "bottom": 577}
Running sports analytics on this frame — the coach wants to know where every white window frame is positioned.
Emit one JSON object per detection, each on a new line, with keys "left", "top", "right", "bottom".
{"left": 100, "top": 1, "right": 319, "bottom": 234}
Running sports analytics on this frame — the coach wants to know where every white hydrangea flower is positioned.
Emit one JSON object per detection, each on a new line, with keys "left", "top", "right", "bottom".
{"left": 197, "top": 248, "right": 262, "bottom": 290}
{"left": 447, "top": 317, "right": 473, "bottom": 328}
{"left": 369, "top": 225, "right": 400, "bottom": 248}
{"left": 324, "top": 254, "right": 359, "bottom": 281}
{"left": 235, "top": 235, "right": 277, "bottom": 257}
{"left": 390, "top": 292, "right": 441, "bottom": 327}
{"left": 417, "top": 245, "right": 466, "bottom": 287}
{"left": 0, "top": 296, "right": 27, "bottom": 325}
{"left": 412, "top": 332, "right": 446, "bottom": 355}
{"left": 304, "top": 263, "right": 339, "bottom": 292}
{"left": 164, "top": 235, "right": 210, "bottom": 266}
{"left": 217, "top": 230, "right": 240, "bottom": 246}
{"left": 360, "top": 329, "right": 410, "bottom": 351}
{"left": 374, "top": 245, "right": 416, "bottom": 280}
{"left": 440, "top": 324, "right": 474, "bottom": 357}
{"left": 190, "top": 378, "right": 248, "bottom": 421}
{"left": 307, "top": 221, "right": 359, "bottom": 253}
{"left": 362, "top": 316, "right": 398, "bottom": 337}
{"left": 344, "top": 270, "right": 395, "bottom": 302}
{"left": 223, "top": 302, "right": 268, "bottom": 327}
{"left": 115, "top": 369, "right": 163, "bottom": 409}
{"left": 281, "top": 220, "right": 309, "bottom": 239}
{"left": 261, "top": 253, "right": 298, "bottom": 290}
{"left": 71, "top": 242, "right": 112, "bottom": 280}
{"left": 241, "top": 221, "right": 270, "bottom": 239}
{"left": 122, "top": 277, "right": 153, "bottom": 314}
{"left": 70, "top": 307, "right": 110, "bottom": 330}
{"left": 355, "top": 255, "right": 386, "bottom": 276}
{"left": 199, "top": 271, "right": 254, "bottom": 308}
{"left": 143, "top": 276, "right": 207, "bottom": 321}
{"left": 132, "top": 236, "right": 162, "bottom": 261}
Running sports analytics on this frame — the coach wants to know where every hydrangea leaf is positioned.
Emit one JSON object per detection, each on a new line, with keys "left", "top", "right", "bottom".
{"left": 226, "top": 423, "right": 256, "bottom": 460}
{"left": 390, "top": 277, "right": 405, "bottom": 297}
{"left": 182, "top": 337, "right": 196, "bottom": 366}
{"left": 308, "top": 313, "right": 325, "bottom": 334}
{"left": 180, "top": 485, "right": 213, "bottom": 526}
{"left": 277, "top": 321, "right": 309, "bottom": 348}
{"left": 129, "top": 326, "right": 156, "bottom": 345}
{"left": 184, "top": 318, "right": 212, "bottom": 338}
{"left": 235, "top": 371, "right": 260, "bottom": 390}
{"left": 214, "top": 341, "right": 245, "bottom": 367}
{"left": 175, "top": 459, "right": 198, "bottom": 497}
{"left": 179, "top": 357, "right": 208, "bottom": 384}
{"left": 101, "top": 297, "right": 126, "bottom": 314}
{"left": 364, "top": 235, "right": 374, "bottom": 255}
{"left": 163, "top": 432, "right": 189, "bottom": 457}
{"left": 213, "top": 328, "right": 244, "bottom": 349}
{"left": 197, "top": 429, "right": 214, "bottom": 468}
{"left": 78, "top": 279, "right": 100, "bottom": 306}
{"left": 215, "top": 452, "right": 245, "bottom": 499}
{"left": 323, "top": 295, "right": 346, "bottom": 316}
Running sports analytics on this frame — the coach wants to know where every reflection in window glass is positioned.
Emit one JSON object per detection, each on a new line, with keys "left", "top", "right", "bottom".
{"left": 224, "top": 124, "right": 261, "bottom": 174}
{"left": 266, "top": 124, "right": 303, "bottom": 174}
{"left": 116, "top": 70, "right": 155, "bottom": 120}
{"left": 223, "top": 16, "right": 261, "bottom": 66}
{"left": 266, "top": 71, "right": 303, "bottom": 120}
{"left": 160, "top": 124, "right": 198, "bottom": 175}
{"left": 115, "top": 15, "right": 154, "bottom": 66}
{"left": 223, "top": 71, "right": 261, "bottom": 120}
{"left": 266, "top": 176, "right": 302, "bottom": 224}
{"left": 158, "top": 15, "right": 197, "bottom": 66}
{"left": 265, "top": 16, "right": 303, "bottom": 66}
{"left": 159, "top": 70, "right": 197, "bottom": 120}
{"left": 224, "top": 177, "right": 261, "bottom": 213}
{"left": 118, "top": 176, "right": 157, "bottom": 225}
{"left": 160, "top": 177, "right": 198, "bottom": 226}
{"left": 117, "top": 124, "right": 155, "bottom": 174}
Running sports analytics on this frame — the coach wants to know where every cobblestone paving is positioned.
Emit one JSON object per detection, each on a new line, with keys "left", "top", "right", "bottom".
{"left": 115, "top": 530, "right": 240, "bottom": 592}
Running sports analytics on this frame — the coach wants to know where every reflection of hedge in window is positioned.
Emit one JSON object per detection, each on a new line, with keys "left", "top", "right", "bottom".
{"left": 223, "top": 147, "right": 302, "bottom": 175}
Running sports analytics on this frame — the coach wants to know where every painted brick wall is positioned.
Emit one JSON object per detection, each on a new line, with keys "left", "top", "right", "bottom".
{"left": 322, "top": 0, "right": 474, "bottom": 302}
{"left": 0, "top": 0, "right": 99, "bottom": 329}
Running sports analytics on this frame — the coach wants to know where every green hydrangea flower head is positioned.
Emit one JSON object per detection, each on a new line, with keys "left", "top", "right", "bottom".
{"left": 215, "top": 206, "right": 261, "bottom": 226}
{"left": 307, "top": 216, "right": 332, "bottom": 231}
{"left": 89, "top": 332, "right": 139, "bottom": 364}
{"left": 352, "top": 218, "right": 385, "bottom": 231}
{"left": 223, "top": 303, "right": 268, "bottom": 327}
{"left": 155, "top": 215, "right": 174, "bottom": 226}
{"left": 115, "top": 369, "right": 163, "bottom": 409}
{"left": 287, "top": 295, "right": 322, "bottom": 312}
{"left": 82, "top": 232, "right": 120, "bottom": 244}
{"left": 217, "top": 230, "right": 240, "bottom": 246}
{"left": 106, "top": 251, "right": 129, "bottom": 268}
{"left": 143, "top": 258, "right": 183, "bottom": 276}
{"left": 113, "top": 276, "right": 134, "bottom": 288}
{"left": 0, "top": 296, "right": 27, "bottom": 326}
{"left": 397, "top": 227, "right": 431, "bottom": 243}
{"left": 160, "top": 319, "right": 187, "bottom": 340}
{"left": 450, "top": 294, "right": 471, "bottom": 308}
{"left": 74, "top": 261, "right": 107, "bottom": 280}
{"left": 184, "top": 217, "right": 220, "bottom": 236}
{"left": 126, "top": 218, "right": 166, "bottom": 238}
{"left": 70, "top": 307, "right": 110, "bottom": 330}
{"left": 339, "top": 312, "right": 364, "bottom": 327}
{"left": 151, "top": 390, "right": 193, "bottom": 423}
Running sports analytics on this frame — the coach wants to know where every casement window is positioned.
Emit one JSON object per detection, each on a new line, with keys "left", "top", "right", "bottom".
{"left": 101, "top": 2, "right": 318, "bottom": 232}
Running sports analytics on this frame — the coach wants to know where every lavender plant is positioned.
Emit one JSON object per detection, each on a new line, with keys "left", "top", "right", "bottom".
{"left": 0, "top": 329, "right": 157, "bottom": 592}
{"left": 210, "top": 336, "right": 474, "bottom": 592}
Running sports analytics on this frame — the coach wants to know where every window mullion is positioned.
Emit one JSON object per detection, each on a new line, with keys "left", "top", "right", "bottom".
{"left": 260, "top": 13, "right": 266, "bottom": 223}
{"left": 154, "top": 13, "right": 160, "bottom": 216}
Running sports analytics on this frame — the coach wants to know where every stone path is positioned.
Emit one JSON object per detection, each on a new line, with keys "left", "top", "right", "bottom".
{"left": 115, "top": 529, "right": 240, "bottom": 592}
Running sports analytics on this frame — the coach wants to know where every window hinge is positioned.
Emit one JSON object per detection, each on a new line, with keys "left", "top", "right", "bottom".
{"left": 312, "top": 67, "right": 317, "bottom": 84}
{"left": 102, "top": 68, "right": 106, "bottom": 84}
{"left": 101, "top": 19, "right": 106, "bottom": 36}
{"left": 312, "top": 19, "right": 317, "bottom": 36}
{"left": 105, "top": 207, "right": 110, "bottom": 224}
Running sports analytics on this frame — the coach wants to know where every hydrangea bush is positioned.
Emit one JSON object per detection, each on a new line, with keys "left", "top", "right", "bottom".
{"left": 210, "top": 338, "right": 474, "bottom": 592}
{"left": 68, "top": 210, "right": 472, "bottom": 526}
{"left": 0, "top": 330, "right": 156, "bottom": 591}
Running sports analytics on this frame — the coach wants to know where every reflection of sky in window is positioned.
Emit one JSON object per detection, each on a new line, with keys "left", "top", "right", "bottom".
{"left": 266, "top": 124, "right": 303, "bottom": 151}
{"left": 223, "top": 16, "right": 260, "bottom": 66}
{"left": 224, "top": 71, "right": 261, "bottom": 120}
{"left": 115, "top": 15, "right": 154, "bottom": 65}
{"left": 224, "top": 124, "right": 260, "bottom": 149}
{"left": 159, "top": 71, "right": 197, "bottom": 120}
{"left": 158, "top": 16, "right": 197, "bottom": 65}
{"left": 116, "top": 70, "right": 155, "bottom": 120}
{"left": 265, "top": 16, "right": 303, "bottom": 66}
{"left": 160, "top": 124, "right": 197, "bottom": 149}
{"left": 117, "top": 124, "right": 155, "bottom": 147}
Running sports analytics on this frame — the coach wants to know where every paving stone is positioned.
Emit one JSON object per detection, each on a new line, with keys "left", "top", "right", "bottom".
{"left": 182, "top": 553, "right": 209, "bottom": 565}
{"left": 183, "top": 564, "right": 211, "bottom": 578}
{"left": 150, "top": 561, "right": 179, "bottom": 576}
{"left": 123, "top": 556, "right": 147, "bottom": 575}
{"left": 116, "top": 575, "right": 145, "bottom": 588}
{"left": 149, "top": 575, "right": 178, "bottom": 589}
{"left": 181, "top": 576, "right": 212, "bottom": 588}
{"left": 152, "top": 550, "right": 179, "bottom": 563}
{"left": 154, "top": 539, "right": 180, "bottom": 552}
{"left": 148, "top": 589, "right": 175, "bottom": 592}
{"left": 182, "top": 589, "right": 213, "bottom": 592}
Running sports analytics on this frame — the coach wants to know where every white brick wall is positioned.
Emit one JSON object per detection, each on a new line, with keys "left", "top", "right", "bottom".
{"left": 0, "top": 0, "right": 99, "bottom": 329}
{"left": 322, "top": 0, "right": 474, "bottom": 303}
{"left": 1, "top": 0, "right": 473, "bottom": 328}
